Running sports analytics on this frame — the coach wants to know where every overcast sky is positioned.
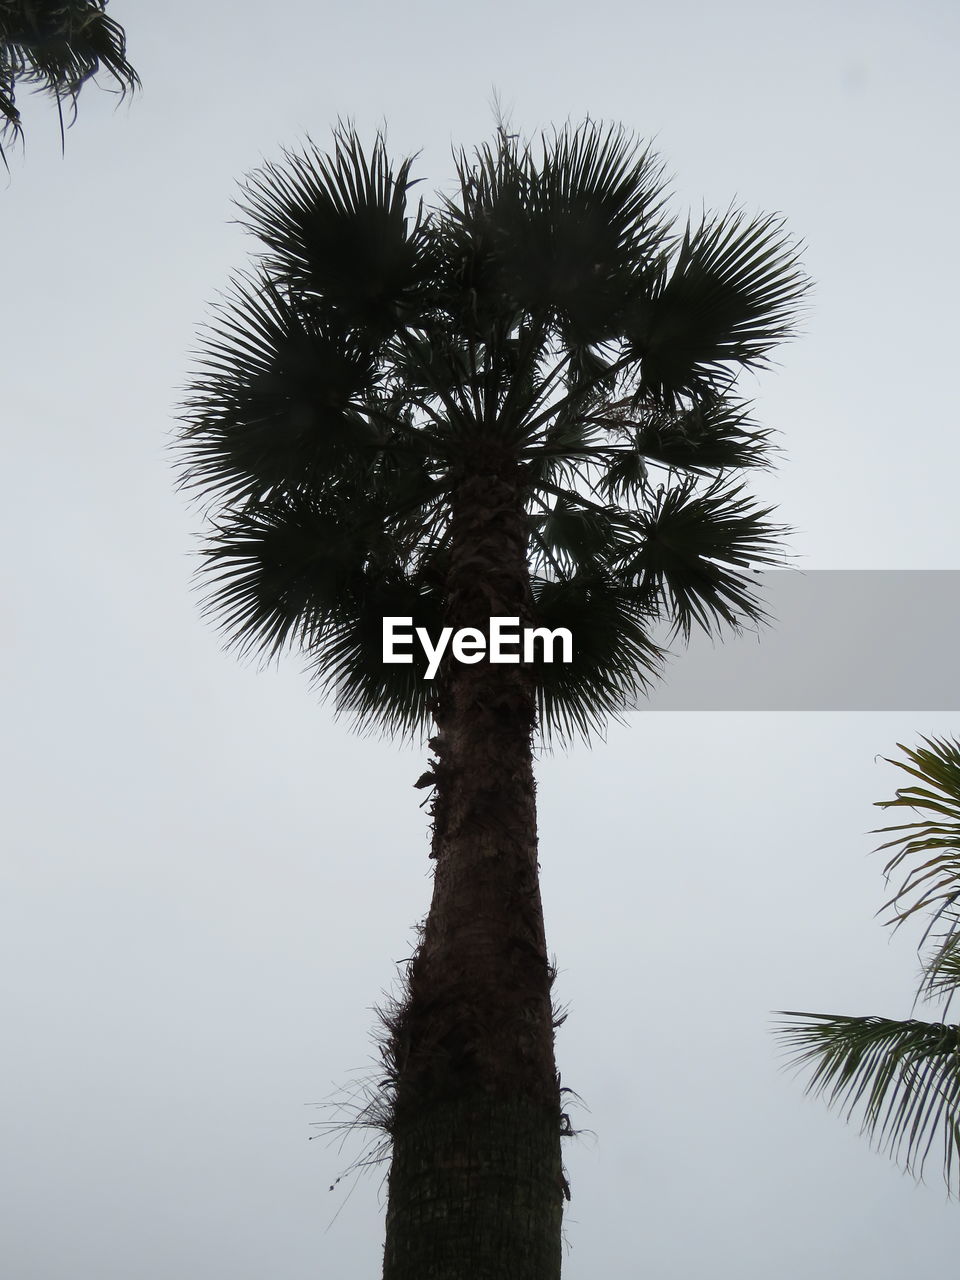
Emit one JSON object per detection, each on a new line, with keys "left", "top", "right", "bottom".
{"left": 4, "top": 1, "right": 960, "bottom": 1276}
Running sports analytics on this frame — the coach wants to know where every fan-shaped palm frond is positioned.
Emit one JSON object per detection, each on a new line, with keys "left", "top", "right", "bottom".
{"left": 445, "top": 121, "right": 671, "bottom": 347}
{"left": 628, "top": 210, "right": 806, "bottom": 406}
{"left": 618, "top": 478, "right": 784, "bottom": 639}
{"left": 177, "top": 121, "right": 807, "bottom": 741}
{"left": 237, "top": 129, "right": 429, "bottom": 336}
{"left": 529, "top": 571, "right": 663, "bottom": 742}
{"left": 0, "top": 0, "right": 138, "bottom": 157}
{"left": 596, "top": 395, "right": 773, "bottom": 485}
{"left": 180, "top": 275, "right": 390, "bottom": 506}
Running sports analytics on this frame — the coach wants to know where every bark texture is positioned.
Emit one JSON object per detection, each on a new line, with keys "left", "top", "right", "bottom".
{"left": 382, "top": 452, "right": 565, "bottom": 1279}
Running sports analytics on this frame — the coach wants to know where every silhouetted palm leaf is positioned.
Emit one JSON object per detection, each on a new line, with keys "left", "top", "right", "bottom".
{"left": 237, "top": 130, "right": 429, "bottom": 336}
{"left": 620, "top": 479, "right": 784, "bottom": 638}
{"left": 0, "top": 0, "right": 138, "bottom": 156}
{"left": 446, "top": 122, "right": 671, "bottom": 347}
{"left": 629, "top": 211, "right": 806, "bottom": 406}
{"left": 597, "top": 395, "right": 773, "bottom": 485}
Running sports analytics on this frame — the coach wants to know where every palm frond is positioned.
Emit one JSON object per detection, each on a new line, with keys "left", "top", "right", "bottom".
{"left": 531, "top": 571, "right": 663, "bottom": 742}
{"left": 920, "top": 930, "right": 960, "bottom": 1012}
{"left": 594, "top": 394, "right": 771, "bottom": 499}
{"left": 630, "top": 210, "right": 808, "bottom": 405}
{"left": 236, "top": 126, "right": 429, "bottom": 337}
{"left": 486, "top": 121, "right": 672, "bottom": 344}
{"left": 198, "top": 491, "right": 445, "bottom": 737}
{"left": 198, "top": 492, "right": 371, "bottom": 661}
{"left": 307, "top": 579, "right": 441, "bottom": 738}
{"left": 874, "top": 737, "right": 960, "bottom": 935}
{"left": 531, "top": 493, "right": 626, "bottom": 573}
{"left": 0, "top": 0, "right": 138, "bottom": 152}
{"left": 618, "top": 479, "right": 787, "bottom": 639}
{"left": 178, "top": 274, "right": 389, "bottom": 505}
{"left": 776, "top": 1010, "right": 960, "bottom": 1192}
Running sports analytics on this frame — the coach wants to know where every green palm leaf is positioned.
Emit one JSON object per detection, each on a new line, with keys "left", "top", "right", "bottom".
{"left": 775, "top": 735, "right": 960, "bottom": 1194}
{"left": 777, "top": 1011, "right": 960, "bottom": 1191}
{"left": 875, "top": 737, "right": 960, "bottom": 936}
{"left": 920, "top": 932, "right": 960, "bottom": 1011}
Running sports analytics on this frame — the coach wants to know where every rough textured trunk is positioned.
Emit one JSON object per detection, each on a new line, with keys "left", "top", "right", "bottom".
{"left": 381, "top": 453, "right": 565, "bottom": 1280}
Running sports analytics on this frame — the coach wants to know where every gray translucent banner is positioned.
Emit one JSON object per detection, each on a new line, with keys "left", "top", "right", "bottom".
{"left": 642, "top": 571, "right": 960, "bottom": 710}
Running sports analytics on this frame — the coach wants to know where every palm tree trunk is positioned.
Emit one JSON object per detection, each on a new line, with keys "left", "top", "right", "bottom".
{"left": 381, "top": 457, "right": 565, "bottom": 1279}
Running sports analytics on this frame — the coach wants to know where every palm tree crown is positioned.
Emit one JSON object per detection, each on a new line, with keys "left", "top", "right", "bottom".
{"left": 178, "top": 121, "right": 807, "bottom": 741}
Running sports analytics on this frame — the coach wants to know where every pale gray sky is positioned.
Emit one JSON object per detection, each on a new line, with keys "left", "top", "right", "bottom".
{"left": 4, "top": 1, "right": 960, "bottom": 1275}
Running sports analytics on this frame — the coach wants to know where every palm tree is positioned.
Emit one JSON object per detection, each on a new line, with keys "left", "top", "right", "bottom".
{"left": 777, "top": 735, "right": 960, "bottom": 1193}
{"left": 0, "top": 0, "right": 138, "bottom": 158}
{"left": 177, "top": 121, "right": 807, "bottom": 1278}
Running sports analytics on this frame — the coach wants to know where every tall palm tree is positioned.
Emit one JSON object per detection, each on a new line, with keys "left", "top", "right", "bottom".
{"left": 177, "top": 121, "right": 807, "bottom": 1278}
{"left": 777, "top": 735, "right": 960, "bottom": 1193}
{"left": 0, "top": 0, "right": 138, "bottom": 157}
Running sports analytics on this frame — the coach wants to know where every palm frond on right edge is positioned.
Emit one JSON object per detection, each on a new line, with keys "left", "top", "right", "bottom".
{"left": 874, "top": 736, "right": 960, "bottom": 940}
{"left": 776, "top": 1011, "right": 960, "bottom": 1191}
{"left": 775, "top": 735, "right": 960, "bottom": 1193}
